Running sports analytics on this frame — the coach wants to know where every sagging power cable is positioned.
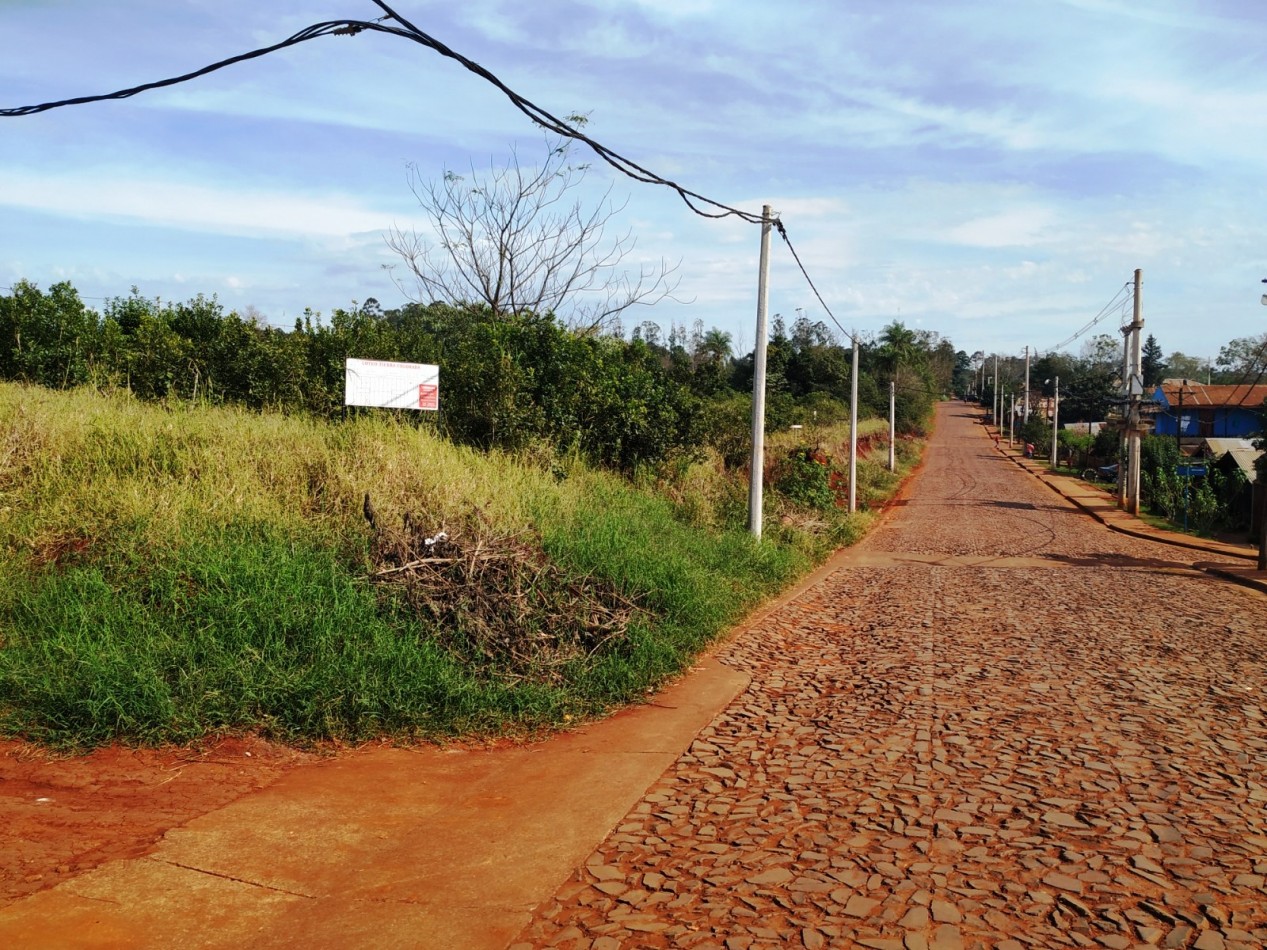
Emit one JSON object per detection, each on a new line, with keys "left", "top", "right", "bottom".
{"left": 1, "top": 3, "right": 763, "bottom": 225}
{"left": 1046, "top": 282, "right": 1131, "bottom": 354}
{"left": 3, "top": 1, "right": 858, "bottom": 333}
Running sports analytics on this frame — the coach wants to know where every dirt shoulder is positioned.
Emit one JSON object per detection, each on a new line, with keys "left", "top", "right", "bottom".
{"left": 0, "top": 735, "right": 312, "bottom": 907}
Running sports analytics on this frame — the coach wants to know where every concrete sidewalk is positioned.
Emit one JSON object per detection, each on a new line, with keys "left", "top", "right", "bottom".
{"left": 988, "top": 428, "right": 1267, "bottom": 596}
{"left": 0, "top": 658, "right": 752, "bottom": 949}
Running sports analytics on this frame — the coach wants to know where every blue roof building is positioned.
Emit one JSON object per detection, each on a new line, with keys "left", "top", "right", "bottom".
{"left": 1151, "top": 380, "right": 1267, "bottom": 447}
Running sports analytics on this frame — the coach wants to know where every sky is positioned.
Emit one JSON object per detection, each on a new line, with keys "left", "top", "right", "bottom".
{"left": 2, "top": 0, "right": 1265, "bottom": 364}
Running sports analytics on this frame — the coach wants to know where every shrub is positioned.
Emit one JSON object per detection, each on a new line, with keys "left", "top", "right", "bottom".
{"left": 773, "top": 447, "right": 835, "bottom": 512}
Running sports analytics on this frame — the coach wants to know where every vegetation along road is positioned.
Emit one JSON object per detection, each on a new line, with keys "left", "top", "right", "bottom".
{"left": 517, "top": 402, "right": 1267, "bottom": 950}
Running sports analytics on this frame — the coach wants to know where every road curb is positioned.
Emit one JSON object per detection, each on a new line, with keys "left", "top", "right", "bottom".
{"left": 985, "top": 425, "right": 1267, "bottom": 596}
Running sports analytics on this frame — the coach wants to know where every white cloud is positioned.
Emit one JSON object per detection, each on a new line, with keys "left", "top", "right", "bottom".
{"left": 0, "top": 169, "right": 390, "bottom": 239}
{"left": 1053, "top": 0, "right": 1248, "bottom": 33}
{"left": 947, "top": 208, "right": 1059, "bottom": 249}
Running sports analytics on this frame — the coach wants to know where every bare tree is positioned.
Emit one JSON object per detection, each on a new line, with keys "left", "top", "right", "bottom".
{"left": 386, "top": 132, "right": 680, "bottom": 334}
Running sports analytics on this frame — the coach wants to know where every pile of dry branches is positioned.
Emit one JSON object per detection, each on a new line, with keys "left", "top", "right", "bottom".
{"left": 363, "top": 494, "right": 641, "bottom": 683}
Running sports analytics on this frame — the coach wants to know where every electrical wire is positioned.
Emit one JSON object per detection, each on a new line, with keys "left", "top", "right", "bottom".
{"left": 1, "top": 4, "right": 764, "bottom": 226}
{"left": 1, "top": 1, "right": 865, "bottom": 339}
{"left": 0, "top": 21, "right": 376, "bottom": 115}
{"left": 773, "top": 220, "right": 857, "bottom": 345}
{"left": 1046, "top": 282, "right": 1132, "bottom": 354}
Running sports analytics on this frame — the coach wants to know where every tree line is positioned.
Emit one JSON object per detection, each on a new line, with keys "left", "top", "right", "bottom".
{"left": 1, "top": 280, "right": 960, "bottom": 473}
{"left": 971, "top": 329, "right": 1267, "bottom": 428}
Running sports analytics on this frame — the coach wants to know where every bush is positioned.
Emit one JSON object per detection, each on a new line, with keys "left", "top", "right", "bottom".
{"left": 773, "top": 448, "right": 835, "bottom": 512}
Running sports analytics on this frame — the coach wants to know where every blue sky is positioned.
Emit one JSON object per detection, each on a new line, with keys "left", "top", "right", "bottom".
{"left": 2, "top": 0, "right": 1265, "bottom": 363}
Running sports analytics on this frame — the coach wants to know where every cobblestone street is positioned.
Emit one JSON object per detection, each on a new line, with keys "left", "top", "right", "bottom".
{"left": 516, "top": 403, "right": 1267, "bottom": 950}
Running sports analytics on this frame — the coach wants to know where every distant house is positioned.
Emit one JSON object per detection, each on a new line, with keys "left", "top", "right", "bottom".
{"left": 1199, "top": 438, "right": 1263, "bottom": 484}
{"left": 1062, "top": 421, "right": 1104, "bottom": 436}
{"left": 1200, "top": 437, "right": 1264, "bottom": 535}
{"left": 1151, "top": 380, "right": 1267, "bottom": 448}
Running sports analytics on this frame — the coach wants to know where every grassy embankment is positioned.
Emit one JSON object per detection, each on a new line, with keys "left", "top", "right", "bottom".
{"left": 0, "top": 383, "right": 921, "bottom": 748}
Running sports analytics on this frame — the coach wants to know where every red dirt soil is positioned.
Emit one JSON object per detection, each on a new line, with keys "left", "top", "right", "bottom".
{"left": 0, "top": 736, "right": 312, "bottom": 908}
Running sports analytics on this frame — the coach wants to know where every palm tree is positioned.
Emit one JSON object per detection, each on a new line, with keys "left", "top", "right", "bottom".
{"left": 876, "top": 321, "right": 921, "bottom": 381}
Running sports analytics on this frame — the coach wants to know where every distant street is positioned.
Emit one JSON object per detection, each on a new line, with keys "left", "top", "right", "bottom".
{"left": 518, "top": 402, "right": 1267, "bottom": 950}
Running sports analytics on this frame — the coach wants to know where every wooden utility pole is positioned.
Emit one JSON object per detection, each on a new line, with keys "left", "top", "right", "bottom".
{"left": 1023, "top": 346, "right": 1030, "bottom": 423}
{"left": 747, "top": 205, "right": 772, "bottom": 540}
{"left": 1259, "top": 481, "right": 1266, "bottom": 570}
{"left": 1125, "top": 268, "right": 1143, "bottom": 515}
{"left": 1050, "top": 376, "right": 1060, "bottom": 472}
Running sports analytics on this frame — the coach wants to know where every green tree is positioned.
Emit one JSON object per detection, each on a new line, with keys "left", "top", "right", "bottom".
{"left": 1164, "top": 351, "right": 1208, "bottom": 383}
{"left": 0, "top": 280, "right": 98, "bottom": 387}
{"left": 784, "top": 316, "right": 848, "bottom": 398}
{"left": 690, "top": 328, "right": 733, "bottom": 396}
{"left": 1140, "top": 334, "right": 1166, "bottom": 388}
{"left": 1215, "top": 333, "right": 1267, "bottom": 378}
{"left": 952, "top": 349, "right": 973, "bottom": 397}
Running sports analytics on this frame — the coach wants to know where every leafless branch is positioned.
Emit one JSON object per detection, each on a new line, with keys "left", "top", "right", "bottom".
{"left": 386, "top": 134, "right": 681, "bottom": 334}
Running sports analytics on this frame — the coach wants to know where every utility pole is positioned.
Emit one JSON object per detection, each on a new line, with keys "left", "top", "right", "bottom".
{"left": 1176, "top": 379, "right": 1185, "bottom": 461}
{"left": 1050, "top": 376, "right": 1060, "bottom": 472}
{"left": 888, "top": 379, "right": 896, "bottom": 472}
{"left": 993, "top": 355, "right": 999, "bottom": 428}
{"left": 1119, "top": 324, "right": 1132, "bottom": 509}
{"left": 1024, "top": 346, "right": 1030, "bottom": 423}
{"left": 849, "top": 338, "right": 859, "bottom": 513}
{"left": 1125, "top": 268, "right": 1144, "bottom": 515}
{"left": 1259, "top": 490, "right": 1267, "bottom": 571}
{"left": 1008, "top": 393, "right": 1015, "bottom": 445}
{"left": 747, "top": 204, "right": 772, "bottom": 540}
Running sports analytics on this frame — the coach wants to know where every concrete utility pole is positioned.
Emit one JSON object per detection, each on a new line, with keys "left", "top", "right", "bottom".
{"left": 1125, "top": 268, "right": 1144, "bottom": 515}
{"left": 888, "top": 379, "right": 896, "bottom": 472}
{"left": 1024, "top": 346, "right": 1030, "bottom": 423}
{"left": 993, "top": 355, "right": 999, "bottom": 427}
{"left": 849, "top": 338, "right": 859, "bottom": 513}
{"left": 747, "top": 204, "right": 772, "bottom": 540}
{"left": 1050, "top": 376, "right": 1060, "bottom": 472}
{"left": 1008, "top": 393, "right": 1015, "bottom": 445}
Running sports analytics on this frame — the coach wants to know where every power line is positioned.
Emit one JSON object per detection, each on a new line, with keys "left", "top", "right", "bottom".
{"left": 773, "top": 220, "right": 857, "bottom": 345}
{"left": 1, "top": 4, "right": 764, "bottom": 227}
{"left": 2, "top": 1, "right": 859, "bottom": 340}
{"left": 1046, "top": 282, "right": 1132, "bottom": 354}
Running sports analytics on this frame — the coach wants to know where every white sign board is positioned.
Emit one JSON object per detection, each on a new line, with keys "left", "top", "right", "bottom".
{"left": 344, "top": 358, "right": 439, "bottom": 411}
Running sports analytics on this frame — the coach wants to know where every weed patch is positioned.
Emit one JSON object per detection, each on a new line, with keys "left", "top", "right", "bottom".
{"left": 367, "top": 504, "right": 642, "bottom": 684}
{"left": 0, "top": 382, "right": 925, "bottom": 747}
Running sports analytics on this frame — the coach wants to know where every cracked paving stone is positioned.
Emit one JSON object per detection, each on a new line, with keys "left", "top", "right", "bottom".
{"left": 509, "top": 406, "right": 1267, "bottom": 949}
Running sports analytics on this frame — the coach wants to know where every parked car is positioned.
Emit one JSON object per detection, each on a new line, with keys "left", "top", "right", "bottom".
{"left": 1082, "top": 463, "right": 1118, "bottom": 482}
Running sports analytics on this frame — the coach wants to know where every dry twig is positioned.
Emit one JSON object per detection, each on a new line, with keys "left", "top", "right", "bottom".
{"left": 364, "top": 496, "right": 640, "bottom": 683}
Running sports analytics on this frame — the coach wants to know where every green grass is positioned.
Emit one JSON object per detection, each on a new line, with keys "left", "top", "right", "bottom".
{"left": 0, "top": 383, "right": 922, "bottom": 748}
